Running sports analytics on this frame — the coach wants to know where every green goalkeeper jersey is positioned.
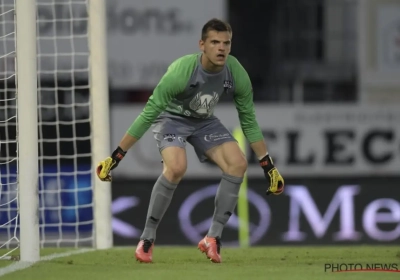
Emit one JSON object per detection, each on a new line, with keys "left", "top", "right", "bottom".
{"left": 127, "top": 53, "right": 264, "bottom": 143}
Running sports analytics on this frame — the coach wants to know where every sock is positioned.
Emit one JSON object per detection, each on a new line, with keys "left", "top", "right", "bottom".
{"left": 207, "top": 173, "right": 243, "bottom": 238}
{"left": 140, "top": 174, "right": 178, "bottom": 241}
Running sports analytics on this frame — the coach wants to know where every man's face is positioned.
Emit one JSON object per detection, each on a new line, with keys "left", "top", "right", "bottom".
{"left": 199, "top": 30, "right": 232, "bottom": 67}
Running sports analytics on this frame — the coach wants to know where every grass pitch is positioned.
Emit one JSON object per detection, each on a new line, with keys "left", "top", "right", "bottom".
{"left": 0, "top": 246, "right": 399, "bottom": 280}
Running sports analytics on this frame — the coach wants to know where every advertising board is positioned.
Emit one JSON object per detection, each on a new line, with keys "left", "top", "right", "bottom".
{"left": 112, "top": 177, "right": 400, "bottom": 245}
{"left": 111, "top": 104, "right": 400, "bottom": 178}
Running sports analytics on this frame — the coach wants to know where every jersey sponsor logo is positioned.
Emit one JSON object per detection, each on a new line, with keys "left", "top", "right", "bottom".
{"left": 204, "top": 133, "right": 231, "bottom": 142}
{"left": 189, "top": 92, "right": 219, "bottom": 116}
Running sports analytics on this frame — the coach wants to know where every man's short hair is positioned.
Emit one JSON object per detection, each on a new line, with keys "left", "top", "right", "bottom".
{"left": 201, "top": 18, "right": 232, "bottom": 41}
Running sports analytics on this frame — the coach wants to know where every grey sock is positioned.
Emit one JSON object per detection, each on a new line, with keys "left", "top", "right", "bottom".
{"left": 207, "top": 173, "right": 243, "bottom": 238}
{"left": 140, "top": 174, "right": 178, "bottom": 241}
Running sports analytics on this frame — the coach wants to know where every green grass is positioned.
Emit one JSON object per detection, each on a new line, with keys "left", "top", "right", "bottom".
{"left": 0, "top": 247, "right": 73, "bottom": 268}
{"left": 0, "top": 246, "right": 399, "bottom": 279}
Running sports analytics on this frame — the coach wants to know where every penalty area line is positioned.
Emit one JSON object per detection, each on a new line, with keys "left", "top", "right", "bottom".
{"left": 0, "top": 248, "right": 95, "bottom": 278}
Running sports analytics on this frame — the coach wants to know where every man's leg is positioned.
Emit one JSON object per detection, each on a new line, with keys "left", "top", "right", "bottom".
{"left": 188, "top": 121, "right": 246, "bottom": 263}
{"left": 140, "top": 147, "right": 186, "bottom": 240}
{"left": 135, "top": 147, "right": 187, "bottom": 263}
{"left": 204, "top": 141, "right": 247, "bottom": 238}
{"left": 135, "top": 116, "right": 189, "bottom": 263}
{"left": 198, "top": 142, "right": 246, "bottom": 263}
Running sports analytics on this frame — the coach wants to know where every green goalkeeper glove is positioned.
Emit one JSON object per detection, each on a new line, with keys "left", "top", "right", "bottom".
{"left": 259, "top": 154, "right": 284, "bottom": 196}
{"left": 96, "top": 146, "right": 126, "bottom": 182}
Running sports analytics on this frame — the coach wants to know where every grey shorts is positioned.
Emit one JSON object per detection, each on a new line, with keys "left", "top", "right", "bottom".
{"left": 151, "top": 112, "right": 236, "bottom": 162}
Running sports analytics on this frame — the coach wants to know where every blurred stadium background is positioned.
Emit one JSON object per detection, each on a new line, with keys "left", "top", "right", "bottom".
{"left": 110, "top": 0, "right": 400, "bottom": 248}
{"left": 0, "top": 0, "right": 399, "bottom": 253}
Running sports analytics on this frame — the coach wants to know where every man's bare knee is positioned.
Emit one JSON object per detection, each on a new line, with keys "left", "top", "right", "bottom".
{"left": 161, "top": 147, "right": 187, "bottom": 183}
{"left": 225, "top": 157, "right": 247, "bottom": 177}
{"left": 163, "top": 164, "right": 186, "bottom": 183}
{"left": 206, "top": 142, "right": 248, "bottom": 177}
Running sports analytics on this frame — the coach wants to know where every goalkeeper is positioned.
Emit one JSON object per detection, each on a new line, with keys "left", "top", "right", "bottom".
{"left": 97, "top": 18, "right": 284, "bottom": 263}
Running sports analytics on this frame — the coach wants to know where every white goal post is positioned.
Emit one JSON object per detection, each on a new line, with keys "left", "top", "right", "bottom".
{"left": 88, "top": 0, "right": 113, "bottom": 251}
{"left": 15, "top": 0, "right": 39, "bottom": 263}
{"left": 13, "top": 0, "right": 112, "bottom": 262}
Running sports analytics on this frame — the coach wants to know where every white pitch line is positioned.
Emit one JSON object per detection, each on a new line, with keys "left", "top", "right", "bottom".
{"left": 0, "top": 248, "right": 95, "bottom": 278}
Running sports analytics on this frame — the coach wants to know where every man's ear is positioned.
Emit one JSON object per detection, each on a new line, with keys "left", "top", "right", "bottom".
{"left": 199, "top": 39, "right": 205, "bottom": 51}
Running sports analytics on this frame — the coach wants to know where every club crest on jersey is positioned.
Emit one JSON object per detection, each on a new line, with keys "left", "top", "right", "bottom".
{"left": 189, "top": 91, "right": 219, "bottom": 116}
{"left": 223, "top": 80, "right": 233, "bottom": 89}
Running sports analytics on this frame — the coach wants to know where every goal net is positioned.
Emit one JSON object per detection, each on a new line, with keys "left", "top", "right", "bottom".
{"left": 0, "top": 0, "right": 111, "bottom": 261}
{"left": 0, "top": 0, "right": 18, "bottom": 258}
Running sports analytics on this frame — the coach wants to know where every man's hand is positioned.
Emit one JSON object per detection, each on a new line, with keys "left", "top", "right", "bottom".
{"left": 96, "top": 146, "right": 127, "bottom": 182}
{"left": 259, "top": 154, "right": 284, "bottom": 195}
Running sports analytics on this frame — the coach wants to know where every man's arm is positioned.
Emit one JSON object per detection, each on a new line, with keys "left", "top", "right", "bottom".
{"left": 123, "top": 69, "right": 184, "bottom": 148}
{"left": 118, "top": 133, "right": 138, "bottom": 152}
{"left": 96, "top": 60, "right": 188, "bottom": 181}
{"left": 119, "top": 64, "right": 184, "bottom": 151}
{"left": 96, "top": 54, "right": 197, "bottom": 182}
{"left": 229, "top": 56, "right": 284, "bottom": 195}
{"left": 119, "top": 55, "right": 197, "bottom": 151}
{"left": 116, "top": 74, "right": 178, "bottom": 152}
{"left": 116, "top": 71, "right": 180, "bottom": 152}
{"left": 230, "top": 59, "right": 266, "bottom": 157}
{"left": 118, "top": 55, "right": 196, "bottom": 152}
{"left": 250, "top": 140, "right": 268, "bottom": 160}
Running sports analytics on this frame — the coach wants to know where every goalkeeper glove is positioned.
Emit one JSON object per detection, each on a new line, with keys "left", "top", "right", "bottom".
{"left": 96, "top": 146, "right": 126, "bottom": 182}
{"left": 259, "top": 154, "right": 284, "bottom": 196}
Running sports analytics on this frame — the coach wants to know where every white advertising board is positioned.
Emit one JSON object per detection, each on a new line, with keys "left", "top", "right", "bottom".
{"left": 107, "top": 0, "right": 226, "bottom": 88}
{"left": 0, "top": 0, "right": 226, "bottom": 88}
{"left": 111, "top": 104, "right": 400, "bottom": 178}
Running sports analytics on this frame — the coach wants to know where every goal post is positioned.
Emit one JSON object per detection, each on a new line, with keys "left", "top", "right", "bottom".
{"left": 9, "top": 0, "right": 112, "bottom": 261}
{"left": 16, "top": 0, "right": 40, "bottom": 263}
{"left": 88, "top": 0, "right": 112, "bottom": 250}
